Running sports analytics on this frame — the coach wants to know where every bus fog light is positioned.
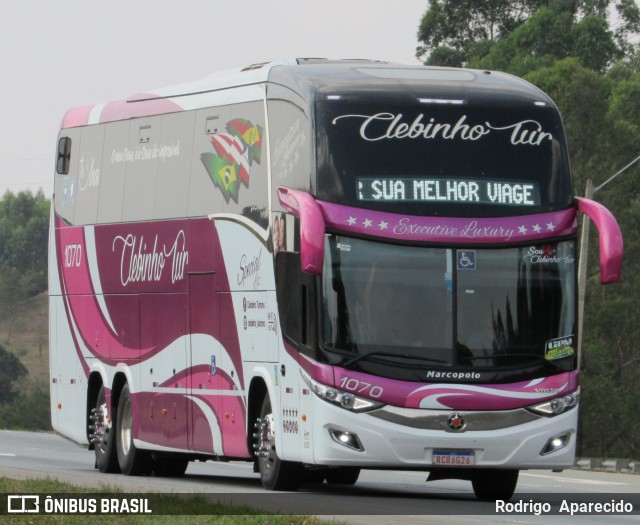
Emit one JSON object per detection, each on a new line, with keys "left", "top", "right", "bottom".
{"left": 328, "top": 428, "right": 364, "bottom": 452}
{"left": 540, "top": 432, "right": 571, "bottom": 455}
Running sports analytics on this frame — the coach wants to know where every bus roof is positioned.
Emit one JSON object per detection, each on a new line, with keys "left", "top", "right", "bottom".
{"left": 61, "top": 59, "right": 554, "bottom": 129}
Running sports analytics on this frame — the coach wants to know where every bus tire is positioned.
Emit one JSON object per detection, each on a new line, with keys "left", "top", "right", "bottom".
{"left": 93, "top": 386, "right": 119, "bottom": 473}
{"left": 115, "top": 384, "right": 152, "bottom": 476}
{"left": 254, "top": 395, "right": 303, "bottom": 491}
{"left": 325, "top": 467, "right": 361, "bottom": 485}
{"left": 471, "top": 469, "right": 519, "bottom": 500}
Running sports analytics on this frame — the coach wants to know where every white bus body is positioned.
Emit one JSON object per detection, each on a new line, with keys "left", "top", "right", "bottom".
{"left": 50, "top": 59, "right": 622, "bottom": 498}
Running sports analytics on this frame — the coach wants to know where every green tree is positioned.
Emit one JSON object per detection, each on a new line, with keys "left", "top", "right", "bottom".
{"left": 0, "top": 190, "right": 49, "bottom": 299}
{"left": 417, "top": 0, "right": 639, "bottom": 69}
{"left": 0, "top": 190, "right": 49, "bottom": 341}
{"left": 416, "top": 0, "right": 545, "bottom": 66}
{"left": 0, "top": 343, "right": 27, "bottom": 404}
{"left": 524, "top": 58, "right": 611, "bottom": 191}
{"left": 470, "top": 6, "right": 622, "bottom": 75}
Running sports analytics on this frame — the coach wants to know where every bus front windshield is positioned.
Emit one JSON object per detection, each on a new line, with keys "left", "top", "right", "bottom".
{"left": 321, "top": 235, "right": 576, "bottom": 381}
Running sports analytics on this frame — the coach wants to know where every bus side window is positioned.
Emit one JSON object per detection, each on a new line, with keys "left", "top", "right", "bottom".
{"left": 276, "top": 252, "right": 301, "bottom": 346}
{"left": 276, "top": 251, "right": 318, "bottom": 357}
{"left": 300, "top": 273, "right": 317, "bottom": 353}
{"left": 57, "top": 137, "right": 71, "bottom": 175}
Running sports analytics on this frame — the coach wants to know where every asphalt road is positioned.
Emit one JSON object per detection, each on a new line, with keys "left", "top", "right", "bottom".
{"left": 1, "top": 429, "right": 639, "bottom": 524}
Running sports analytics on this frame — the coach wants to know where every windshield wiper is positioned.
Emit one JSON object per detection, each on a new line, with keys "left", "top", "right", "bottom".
{"left": 343, "top": 352, "right": 449, "bottom": 368}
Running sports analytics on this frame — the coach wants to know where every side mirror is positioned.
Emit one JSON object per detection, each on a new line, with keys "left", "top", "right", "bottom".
{"left": 277, "top": 187, "right": 325, "bottom": 275}
{"left": 576, "top": 197, "right": 623, "bottom": 284}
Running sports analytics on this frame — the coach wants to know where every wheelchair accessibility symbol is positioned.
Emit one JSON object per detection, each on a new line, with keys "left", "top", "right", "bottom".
{"left": 457, "top": 250, "right": 476, "bottom": 270}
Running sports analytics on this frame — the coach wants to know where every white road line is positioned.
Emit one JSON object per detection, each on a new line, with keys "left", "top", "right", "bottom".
{"left": 0, "top": 453, "right": 16, "bottom": 457}
{"left": 521, "top": 472, "right": 627, "bottom": 485}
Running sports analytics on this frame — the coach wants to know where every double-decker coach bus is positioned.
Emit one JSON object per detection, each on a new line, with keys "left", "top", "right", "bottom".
{"left": 50, "top": 59, "right": 622, "bottom": 499}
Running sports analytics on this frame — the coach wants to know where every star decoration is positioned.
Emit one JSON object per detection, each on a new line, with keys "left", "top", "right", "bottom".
{"left": 347, "top": 216, "right": 357, "bottom": 226}
{"left": 532, "top": 224, "right": 542, "bottom": 233}
{"left": 363, "top": 219, "right": 373, "bottom": 228}
{"left": 546, "top": 222, "right": 556, "bottom": 231}
{"left": 378, "top": 220, "right": 389, "bottom": 230}
{"left": 518, "top": 225, "right": 528, "bottom": 234}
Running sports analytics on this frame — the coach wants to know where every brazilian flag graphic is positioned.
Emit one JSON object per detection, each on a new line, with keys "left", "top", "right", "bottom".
{"left": 200, "top": 118, "right": 263, "bottom": 203}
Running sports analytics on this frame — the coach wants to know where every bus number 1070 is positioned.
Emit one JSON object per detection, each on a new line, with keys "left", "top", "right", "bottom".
{"left": 339, "top": 377, "right": 384, "bottom": 398}
{"left": 64, "top": 244, "right": 82, "bottom": 268}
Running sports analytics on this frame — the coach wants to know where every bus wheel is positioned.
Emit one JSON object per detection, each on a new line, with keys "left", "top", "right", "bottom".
{"left": 253, "top": 395, "right": 303, "bottom": 491}
{"left": 471, "top": 469, "right": 519, "bottom": 500}
{"left": 325, "top": 467, "right": 361, "bottom": 485}
{"left": 91, "top": 386, "right": 119, "bottom": 473}
{"left": 115, "top": 384, "right": 152, "bottom": 476}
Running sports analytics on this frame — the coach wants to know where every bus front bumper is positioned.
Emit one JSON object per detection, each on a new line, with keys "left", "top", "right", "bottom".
{"left": 307, "top": 399, "right": 578, "bottom": 470}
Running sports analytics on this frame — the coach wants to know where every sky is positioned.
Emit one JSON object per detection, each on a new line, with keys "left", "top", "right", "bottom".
{"left": 0, "top": 0, "right": 427, "bottom": 197}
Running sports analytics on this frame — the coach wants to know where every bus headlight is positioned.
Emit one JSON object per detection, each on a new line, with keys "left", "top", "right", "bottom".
{"left": 302, "top": 373, "right": 384, "bottom": 413}
{"left": 528, "top": 389, "right": 580, "bottom": 416}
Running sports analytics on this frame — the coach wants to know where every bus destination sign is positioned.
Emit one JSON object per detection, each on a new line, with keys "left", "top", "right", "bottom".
{"left": 357, "top": 177, "right": 540, "bottom": 206}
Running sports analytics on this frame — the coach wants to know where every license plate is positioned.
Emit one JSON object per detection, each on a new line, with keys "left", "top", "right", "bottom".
{"left": 432, "top": 450, "right": 475, "bottom": 466}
